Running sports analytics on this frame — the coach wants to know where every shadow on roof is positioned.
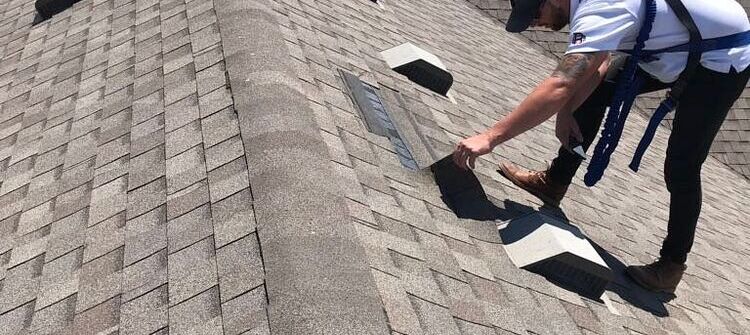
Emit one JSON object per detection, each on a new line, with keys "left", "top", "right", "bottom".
{"left": 430, "top": 155, "right": 673, "bottom": 317}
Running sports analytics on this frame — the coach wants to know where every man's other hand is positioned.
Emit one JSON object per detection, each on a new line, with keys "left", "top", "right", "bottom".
{"left": 453, "top": 133, "right": 493, "bottom": 170}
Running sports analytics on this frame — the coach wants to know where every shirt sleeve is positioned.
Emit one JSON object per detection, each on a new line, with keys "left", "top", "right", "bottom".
{"left": 565, "top": 3, "right": 639, "bottom": 54}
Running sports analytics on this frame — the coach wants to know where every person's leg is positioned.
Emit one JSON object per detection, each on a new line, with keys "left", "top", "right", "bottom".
{"left": 659, "top": 65, "right": 750, "bottom": 264}
{"left": 547, "top": 59, "right": 671, "bottom": 185}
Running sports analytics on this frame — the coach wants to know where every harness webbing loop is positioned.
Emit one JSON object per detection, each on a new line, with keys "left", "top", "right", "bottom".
{"left": 583, "top": 0, "right": 657, "bottom": 186}
{"left": 583, "top": 0, "right": 748, "bottom": 185}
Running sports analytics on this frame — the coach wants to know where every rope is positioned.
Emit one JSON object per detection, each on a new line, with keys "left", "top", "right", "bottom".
{"left": 583, "top": 0, "right": 657, "bottom": 186}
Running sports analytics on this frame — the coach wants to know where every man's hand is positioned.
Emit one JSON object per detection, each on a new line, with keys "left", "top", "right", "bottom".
{"left": 555, "top": 111, "right": 583, "bottom": 150}
{"left": 452, "top": 132, "right": 494, "bottom": 170}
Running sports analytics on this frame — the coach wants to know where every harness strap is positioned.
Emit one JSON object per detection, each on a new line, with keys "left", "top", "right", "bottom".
{"left": 584, "top": 0, "right": 747, "bottom": 185}
{"left": 628, "top": 0, "right": 703, "bottom": 172}
{"left": 634, "top": 31, "right": 750, "bottom": 62}
{"left": 583, "top": 0, "right": 656, "bottom": 186}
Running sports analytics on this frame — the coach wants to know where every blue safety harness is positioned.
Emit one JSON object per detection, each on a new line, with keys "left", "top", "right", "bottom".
{"left": 582, "top": 0, "right": 750, "bottom": 186}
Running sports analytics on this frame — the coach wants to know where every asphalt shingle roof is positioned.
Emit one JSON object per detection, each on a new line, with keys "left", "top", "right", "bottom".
{"left": 0, "top": 0, "right": 748, "bottom": 333}
{"left": 0, "top": 0, "right": 268, "bottom": 333}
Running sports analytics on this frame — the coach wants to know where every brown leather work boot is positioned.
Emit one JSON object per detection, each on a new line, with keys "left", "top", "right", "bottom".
{"left": 626, "top": 259, "right": 687, "bottom": 293}
{"left": 497, "top": 163, "right": 568, "bottom": 206}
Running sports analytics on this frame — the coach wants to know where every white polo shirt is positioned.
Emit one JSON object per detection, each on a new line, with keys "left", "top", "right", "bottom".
{"left": 565, "top": 0, "right": 750, "bottom": 83}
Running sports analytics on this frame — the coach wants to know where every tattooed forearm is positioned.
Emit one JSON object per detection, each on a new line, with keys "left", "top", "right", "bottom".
{"left": 551, "top": 53, "right": 595, "bottom": 81}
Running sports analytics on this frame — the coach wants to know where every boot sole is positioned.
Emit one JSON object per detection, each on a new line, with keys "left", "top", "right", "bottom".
{"left": 497, "top": 165, "right": 561, "bottom": 207}
{"left": 625, "top": 267, "right": 677, "bottom": 294}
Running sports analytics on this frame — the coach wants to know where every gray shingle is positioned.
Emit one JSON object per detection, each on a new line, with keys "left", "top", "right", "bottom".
{"left": 409, "top": 295, "right": 461, "bottom": 335}
{"left": 207, "top": 156, "right": 248, "bottom": 203}
{"left": 36, "top": 248, "right": 82, "bottom": 310}
{"left": 120, "top": 284, "right": 168, "bottom": 334}
{"left": 130, "top": 113, "right": 165, "bottom": 157}
{"left": 93, "top": 155, "right": 129, "bottom": 188}
{"left": 165, "top": 120, "right": 202, "bottom": 159}
{"left": 211, "top": 187, "right": 254, "bottom": 248}
{"left": 95, "top": 134, "right": 130, "bottom": 168}
{"left": 126, "top": 177, "right": 166, "bottom": 221}
{"left": 196, "top": 61, "right": 225, "bottom": 96}
{"left": 216, "top": 233, "right": 264, "bottom": 302}
{"left": 72, "top": 296, "right": 121, "bottom": 335}
{"left": 204, "top": 135, "right": 244, "bottom": 172}
{"left": 0, "top": 255, "right": 43, "bottom": 314}
{"left": 29, "top": 294, "right": 76, "bottom": 334}
{"left": 16, "top": 200, "right": 54, "bottom": 236}
{"left": 163, "top": 62, "right": 196, "bottom": 105}
{"left": 47, "top": 209, "right": 88, "bottom": 262}
{"left": 88, "top": 175, "right": 127, "bottom": 226}
{"left": 76, "top": 247, "right": 123, "bottom": 312}
{"left": 371, "top": 270, "right": 423, "bottom": 335}
{"left": 9, "top": 226, "right": 50, "bottom": 269}
{"left": 191, "top": 23, "right": 221, "bottom": 54}
{"left": 167, "top": 203, "right": 213, "bottom": 253}
{"left": 198, "top": 86, "right": 232, "bottom": 118}
{"left": 201, "top": 106, "right": 239, "bottom": 148}
{"left": 164, "top": 92, "right": 200, "bottom": 133}
{"left": 64, "top": 131, "right": 98, "bottom": 168}
{"left": 125, "top": 206, "right": 167, "bottom": 264}
{"left": 166, "top": 145, "right": 206, "bottom": 195}
{"left": 168, "top": 286, "right": 223, "bottom": 335}
{"left": 164, "top": 44, "right": 193, "bottom": 75}
{"left": 83, "top": 211, "right": 126, "bottom": 262}
{"left": 168, "top": 236, "right": 218, "bottom": 306}
{"left": 133, "top": 67, "right": 163, "bottom": 100}
{"left": 166, "top": 179, "right": 209, "bottom": 220}
{"left": 194, "top": 45, "right": 223, "bottom": 72}
{"left": 221, "top": 285, "right": 270, "bottom": 335}
{"left": 0, "top": 301, "right": 35, "bottom": 334}
{"left": 132, "top": 89, "right": 164, "bottom": 126}
{"left": 122, "top": 248, "right": 168, "bottom": 302}
{"left": 127, "top": 145, "right": 165, "bottom": 190}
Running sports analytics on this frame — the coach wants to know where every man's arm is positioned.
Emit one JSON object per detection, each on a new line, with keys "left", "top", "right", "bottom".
{"left": 485, "top": 51, "right": 608, "bottom": 146}
{"left": 453, "top": 51, "right": 608, "bottom": 169}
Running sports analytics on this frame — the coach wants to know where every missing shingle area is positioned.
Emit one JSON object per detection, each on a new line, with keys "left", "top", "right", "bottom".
{"left": 340, "top": 70, "right": 419, "bottom": 171}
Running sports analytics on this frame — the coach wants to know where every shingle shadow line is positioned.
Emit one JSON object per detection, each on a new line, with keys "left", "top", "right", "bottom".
{"left": 0, "top": 298, "right": 35, "bottom": 318}
{"left": 122, "top": 246, "right": 165, "bottom": 269}
{"left": 165, "top": 233, "right": 215, "bottom": 256}
{"left": 60, "top": 155, "right": 96, "bottom": 173}
{"left": 213, "top": 230, "right": 252, "bottom": 252}
{"left": 148, "top": 326, "right": 169, "bottom": 335}
{"left": 0, "top": 183, "right": 32, "bottom": 198}
{"left": 163, "top": 194, "right": 209, "bottom": 222}
{"left": 406, "top": 291, "right": 452, "bottom": 310}
{"left": 3, "top": 253, "right": 45, "bottom": 273}
{"left": 219, "top": 282, "right": 265, "bottom": 306}
{"left": 43, "top": 245, "right": 84, "bottom": 265}
{"left": 202, "top": 133, "right": 238, "bottom": 152}
{"left": 159, "top": 6, "right": 189, "bottom": 22}
{"left": 169, "top": 284, "right": 218, "bottom": 310}
{"left": 195, "top": 82, "right": 228, "bottom": 100}
{"left": 452, "top": 315, "right": 496, "bottom": 331}
{"left": 86, "top": 209, "right": 125, "bottom": 229}
{"left": 73, "top": 293, "right": 120, "bottom": 316}
{"left": 163, "top": 140, "right": 202, "bottom": 161}
{"left": 133, "top": 66, "right": 164, "bottom": 83}
{"left": 32, "top": 292, "right": 77, "bottom": 314}
{"left": 129, "top": 117, "right": 166, "bottom": 138}
{"left": 161, "top": 61, "right": 191, "bottom": 78}
{"left": 370, "top": 266, "right": 400, "bottom": 282}
{"left": 80, "top": 245, "right": 123, "bottom": 267}
{"left": 62, "top": 126, "right": 98, "bottom": 145}
{"left": 121, "top": 282, "right": 168, "bottom": 305}
{"left": 162, "top": 90, "right": 195, "bottom": 109}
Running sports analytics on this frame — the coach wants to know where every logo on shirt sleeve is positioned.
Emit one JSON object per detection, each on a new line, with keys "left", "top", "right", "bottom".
{"left": 572, "top": 32, "right": 586, "bottom": 45}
